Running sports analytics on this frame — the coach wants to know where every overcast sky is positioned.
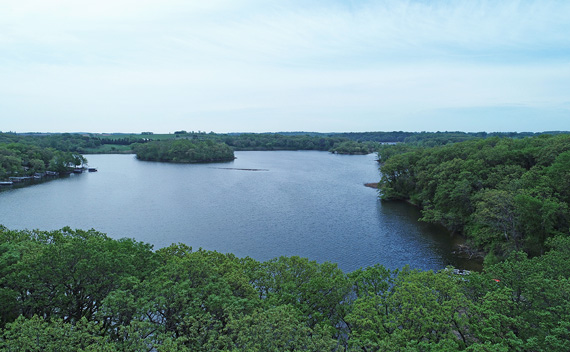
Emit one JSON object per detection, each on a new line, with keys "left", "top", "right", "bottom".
{"left": 1, "top": 0, "right": 569, "bottom": 133}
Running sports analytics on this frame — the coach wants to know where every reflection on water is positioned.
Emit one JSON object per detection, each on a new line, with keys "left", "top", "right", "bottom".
{"left": 378, "top": 200, "right": 483, "bottom": 272}
{"left": 0, "top": 152, "right": 481, "bottom": 272}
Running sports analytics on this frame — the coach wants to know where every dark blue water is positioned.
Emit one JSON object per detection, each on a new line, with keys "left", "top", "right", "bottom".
{"left": 0, "top": 152, "right": 479, "bottom": 272}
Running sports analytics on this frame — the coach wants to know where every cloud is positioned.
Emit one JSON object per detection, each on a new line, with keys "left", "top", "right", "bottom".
{"left": 3, "top": 0, "right": 569, "bottom": 66}
{"left": 1, "top": 0, "right": 569, "bottom": 132}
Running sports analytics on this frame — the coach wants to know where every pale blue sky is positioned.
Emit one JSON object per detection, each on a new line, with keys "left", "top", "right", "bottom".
{"left": 1, "top": 0, "right": 569, "bottom": 133}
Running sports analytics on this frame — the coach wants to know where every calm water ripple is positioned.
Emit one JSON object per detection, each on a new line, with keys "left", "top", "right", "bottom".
{"left": 0, "top": 151, "right": 480, "bottom": 272}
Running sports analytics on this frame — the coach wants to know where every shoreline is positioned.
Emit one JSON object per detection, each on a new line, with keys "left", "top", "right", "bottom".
{"left": 372, "top": 192, "right": 485, "bottom": 270}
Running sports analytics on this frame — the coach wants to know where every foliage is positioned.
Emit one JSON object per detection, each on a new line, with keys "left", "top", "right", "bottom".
{"left": 332, "top": 131, "right": 565, "bottom": 146}
{"left": 377, "top": 134, "right": 570, "bottom": 257}
{"left": 0, "top": 315, "right": 115, "bottom": 351}
{"left": 1, "top": 226, "right": 569, "bottom": 350}
{"left": 329, "top": 141, "right": 377, "bottom": 155}
{"left": 221, "top": 133, "right": 347, "bottom": 152}
{"left": 3, "top": 130, "right": 566, "bottom": 160}
{"left": 0, "top": 132, "right": 102, "bottom": 153}
{"left": 0, "top": 142, "right": 86, "bottom": 180}
{"left": 132, "top": 139, "right": 235, "bottom": 163}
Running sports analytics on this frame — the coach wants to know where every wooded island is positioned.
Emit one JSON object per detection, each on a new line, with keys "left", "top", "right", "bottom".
{"left": 132, "top": 140, "right": 235, "bottom": 163}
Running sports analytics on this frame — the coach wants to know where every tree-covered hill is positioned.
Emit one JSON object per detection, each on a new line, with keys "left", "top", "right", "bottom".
{"left": 378, "top": 134, "right": 570, "bottom": 262}
{"left": 0, "top": 226, "right": 569, "bottom": 351}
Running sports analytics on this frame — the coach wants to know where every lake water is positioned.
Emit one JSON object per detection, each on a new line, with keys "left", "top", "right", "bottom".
{"left": 0, "top": 151, "right": 480, "bottom": 272}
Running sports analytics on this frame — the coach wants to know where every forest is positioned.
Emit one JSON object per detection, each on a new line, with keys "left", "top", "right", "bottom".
{"left": 378, "top": 134, "right": 570, "bottom": 263}
{"left": 0, "top": 226, "right": 569, "bottom": 351}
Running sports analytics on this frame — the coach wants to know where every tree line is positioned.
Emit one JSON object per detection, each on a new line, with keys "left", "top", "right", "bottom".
{"left": 1, "top": 132, "right": 377, "bottom": 155}
{"left": 221, "top": 133, "right": 347, "bottom": 151}
{"left": 0, "top": 132, "right": 102, "bottom": 153}
{"left": 377, "top": 134, "right": 570, "bottom": 262}
{"left": 5, "top": 130, "right": 567, "bottom": 157}
{"left": 0, "top": 132, "right": 147, "bottom": 154}
{"left": 1, "top": 226, "right": 569, "bottom": 351}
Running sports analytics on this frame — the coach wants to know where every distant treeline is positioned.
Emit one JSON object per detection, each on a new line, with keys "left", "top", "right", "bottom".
{"left": 332, "top": 131, "right": 569, "bottom": 146}
{"left": 3, "top": 131, "right": 568, "bottom": 156}
{"left": 378, "top": 134, "right": 570, "bottom": 262}
{"left": 1, "top": 226, "right": 569, "bottom": 351}
{"left": 171, "top": 132, "right": 376, "bottom": 153}
{"left": 0, "top": 132, "right": 146, "bottom": 154}
{"left": 0, "top": 132, "right": 377, "bottom": 155}
{"left": 0, "top": 133, "right": 102, "bottom": 153}
{"left": 221, "top": 133, "right": 345, "bottom": 151}
{"left": 132, "top": 139, "right": 235, "bottom": 163}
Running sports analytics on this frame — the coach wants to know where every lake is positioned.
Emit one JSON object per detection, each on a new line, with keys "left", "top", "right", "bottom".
{"left": 0, "top": 151, "right": 480, "bottom": 272}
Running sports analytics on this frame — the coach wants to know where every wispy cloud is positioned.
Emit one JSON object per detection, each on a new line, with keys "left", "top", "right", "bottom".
{"left": 4, "top": 0, "right": 569, "bottom": 66}
{"left": 1, "top": 0, "right": 569, "bottom": 132}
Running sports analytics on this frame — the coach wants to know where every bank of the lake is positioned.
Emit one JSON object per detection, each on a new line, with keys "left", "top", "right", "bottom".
{"left": 0, "top": 151, "right": 481, "bottom": 272}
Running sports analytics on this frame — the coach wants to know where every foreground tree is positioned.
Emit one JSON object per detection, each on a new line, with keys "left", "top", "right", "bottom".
{"left": 1, "top": 226, "right": 569, "bottom": 350}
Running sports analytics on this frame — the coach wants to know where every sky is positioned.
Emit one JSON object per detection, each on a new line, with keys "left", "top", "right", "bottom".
{"left": 1, "top": 0, "right": 569, "bottom": 133}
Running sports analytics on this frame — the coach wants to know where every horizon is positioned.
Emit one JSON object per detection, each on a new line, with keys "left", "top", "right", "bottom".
{"left": 2, "top": 0, "right": 569, "bottom": 133}
{"left": 6, "top": 129, "right": 570, "bottom": 136}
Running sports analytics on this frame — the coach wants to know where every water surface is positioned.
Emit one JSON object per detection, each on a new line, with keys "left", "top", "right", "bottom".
{"left": 0, "top": 151, "right": 479, "bottom": 272}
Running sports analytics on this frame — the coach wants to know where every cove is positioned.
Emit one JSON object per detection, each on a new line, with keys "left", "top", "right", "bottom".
{"left": 0, "top": 151, "right": 480, "bottom": 272}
